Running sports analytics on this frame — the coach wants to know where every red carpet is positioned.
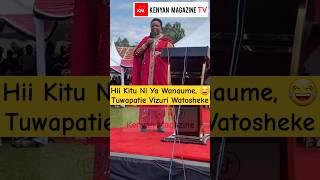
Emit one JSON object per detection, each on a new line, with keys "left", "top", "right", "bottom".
{"left": 111, "top": 108, "right": 210, "bottom": 163}
{"left": 295, "top": 147, "right": 320, "bottom": 180}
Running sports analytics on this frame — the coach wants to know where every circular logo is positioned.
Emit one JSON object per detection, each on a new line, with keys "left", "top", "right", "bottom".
{"left": 289, "top": 79, "right": 317, "bottom": 106}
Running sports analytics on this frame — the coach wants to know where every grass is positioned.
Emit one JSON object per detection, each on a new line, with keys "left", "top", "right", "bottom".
{"left": 110, "top": 106, "right": 173, "bottom": 128}
{"left": 0, "top": 143, "right": 94, "bottom": 180}
{"left": 110, "top": 106, "right": 138, "bottom": 128}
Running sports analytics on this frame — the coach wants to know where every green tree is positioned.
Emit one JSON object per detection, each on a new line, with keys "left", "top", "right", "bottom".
{"left": 121, "top": 38, "right": 130, "bottom": 47}
{"left": 163, "top": 22, "right": 185, "bottom": 43}
{"left": 115, "top": 37, "right": 122, "bottom": 46}
{"left": 115, "top": 37, "right": 130, "bottom": 47}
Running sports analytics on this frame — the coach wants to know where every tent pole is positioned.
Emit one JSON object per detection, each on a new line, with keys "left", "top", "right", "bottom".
{"left": 34, "top": 17, "right": 48, "bottom": 145}
{"left": 120, "top": 66, "right": 125, "bottom": 108}
{"left": 120, "top": 66, "right": 125, "bottom": 85}
{"left": 34, "top": 17, "right": 46, "bottom": 76}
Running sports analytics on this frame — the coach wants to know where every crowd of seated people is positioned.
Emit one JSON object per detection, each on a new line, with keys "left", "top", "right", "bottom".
{"left": 0, "top": 45, "right": 36, "bottom": 76}
{"left": 45, "top": 43, "right": 71, "bottom": 76}
{"left": 0, "top": 42, "right": 71, "bottom": 76}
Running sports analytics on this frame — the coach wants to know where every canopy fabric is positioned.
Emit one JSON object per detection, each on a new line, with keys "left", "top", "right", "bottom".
{"left": 120, "top": 59, "right": 133, "bottom": 68}
{"left": 1, "top": 15, "right": 56, "bottom": 39}
{"left": 0, "top": 0, "right": 36, "bottom": 37}
{"left": 34, "top": 0, "right": 74, "bottom": 19}
{"left": 110, "top": 41, "right": 121, "bottom": 66}
{"left": 0, "top": 0, "right": 74, "bottom": 18}
{"left": 111, "top": 66, "right": 121, "bottom": 73}
{"left": 0, "top": 0, "right": 74, "bottom": 38}
{"left": 0, "top": 0, "right": 34, "bottom": 15}
{"left": 120, "top": 47, "right": 134, "bottom": 68}
{"left": 174, "top": 19, "right": 210, "bottom": 48}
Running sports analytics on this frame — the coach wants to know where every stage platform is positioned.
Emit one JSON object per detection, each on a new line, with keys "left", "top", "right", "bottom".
{"left": 110, "top": 152, "right": 209, "bottom": 180}
{"left": 110, "top": 108, "right": 210, "bottom": 180}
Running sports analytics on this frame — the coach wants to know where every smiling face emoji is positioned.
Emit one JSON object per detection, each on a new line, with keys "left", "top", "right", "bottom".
{"left": 289, "top": 79, "right": 317, "bottom": 106}
{"left": 200, "top": 86, "right": 209, "bottom": 95}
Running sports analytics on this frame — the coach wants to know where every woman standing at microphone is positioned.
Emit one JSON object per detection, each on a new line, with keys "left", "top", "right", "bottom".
{"left": 132, "top": 18, "right": 174, "bottom": 132}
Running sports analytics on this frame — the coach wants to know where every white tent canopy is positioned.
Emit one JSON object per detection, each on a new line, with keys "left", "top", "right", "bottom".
{"left": 0, "top": 0, "right": 45, "bottom": 75}
{"left": 110, "top": 40, "right": 121, "bottom": 66}
{"left": 174, "top": 19, "right": 210, "bottom": 48}
{"left": 110, "top": 40, "right": 125, "bottom": 86}
{"left": 0, "top": 0, "right": 34, "bottom": 15}
{"left": 0, "top": 0, "right": 74, "bottom": 76}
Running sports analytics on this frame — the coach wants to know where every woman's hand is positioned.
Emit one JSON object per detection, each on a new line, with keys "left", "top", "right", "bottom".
{"left": 145, "top": 38, "right": 154, "bottom": 47}
{"left": 135, "top": 44, "right": 147, "bottom": 56}
{"left": 155, "top": 51, "right": 161, "bottom": 57}
{"left": 134, "top": 38, "right": 154, "bottom": 56}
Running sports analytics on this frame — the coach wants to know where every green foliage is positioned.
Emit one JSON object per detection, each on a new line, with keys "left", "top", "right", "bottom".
{"left": 115, "top": 37, "right": 130, "bottom": 47}
{"left": 162, "top": 22, "right": 185, "bottom": 43}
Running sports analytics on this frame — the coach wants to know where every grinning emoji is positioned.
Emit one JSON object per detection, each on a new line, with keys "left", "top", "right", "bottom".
{"left": 200, "top": 86, "right": 209, "bottom": 95}
{"left": 289, "top": 79, "right": 317, "bottom": 106}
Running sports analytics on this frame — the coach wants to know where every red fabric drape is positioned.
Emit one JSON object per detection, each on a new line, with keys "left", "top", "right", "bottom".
{"left": 70, "top": 0, "right": 108, "bottom": 75}
{"left": 70, "top": 1, "right": 109, "bottom": 180}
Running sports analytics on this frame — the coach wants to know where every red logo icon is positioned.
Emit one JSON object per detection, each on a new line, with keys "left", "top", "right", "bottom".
{"left": 134, "top": 3, "right": 148, "bottom": 16}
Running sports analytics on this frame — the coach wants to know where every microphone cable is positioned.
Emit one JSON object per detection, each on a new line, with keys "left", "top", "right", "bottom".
{"left": 168, "top": 47, "right": 189, "bottom": 180}
{"left": 216, "top": 0, "right": 246, "bottom": 179}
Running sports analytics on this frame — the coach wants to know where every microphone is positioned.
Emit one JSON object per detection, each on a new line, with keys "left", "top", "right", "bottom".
{"left": 150, "top": 32, "right": 157, "bottom": 38}
{"left": 149, "top": 32, "right": 157, "bottom": 47}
